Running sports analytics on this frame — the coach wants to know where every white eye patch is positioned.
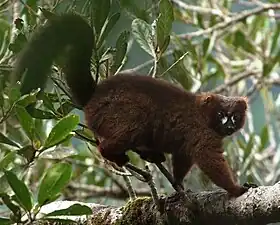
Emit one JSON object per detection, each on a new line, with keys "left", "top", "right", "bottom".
{"left": 221, "top": 115, "right": 236, "bottom": 126}
{"left": 221, "top": 116, "right": 228, "bottom": 125}
{"left": 231, "top": 115, "right": 236, "bottom": 124}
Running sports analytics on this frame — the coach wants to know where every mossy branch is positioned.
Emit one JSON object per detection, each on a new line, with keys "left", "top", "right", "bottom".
{"left": 35, "top": 182, "right": 280, "bottom": 225}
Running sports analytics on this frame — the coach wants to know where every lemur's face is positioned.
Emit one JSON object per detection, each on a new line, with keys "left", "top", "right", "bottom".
{"left": 202, "top": 94, "right": 248, "bottom": 137}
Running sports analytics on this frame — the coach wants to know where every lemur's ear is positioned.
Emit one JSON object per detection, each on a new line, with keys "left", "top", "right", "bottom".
{"left": 238, "top": 96, "right": 248, "bottom": 111}
{"left": 202, "top": 95, "right": 213, "bottom": 105}
{"left": 241, "top": 96, "right": 248, "bottom": 103}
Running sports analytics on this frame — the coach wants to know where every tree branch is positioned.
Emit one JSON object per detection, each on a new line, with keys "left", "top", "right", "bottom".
{"left": 36, "top": 182, "right": 280, "bottom": 225}
{"left": 211, "top": 69, "right": 260, "bottom": 93}
{"left": 171, "top": 0, "right": 227, "bottom": 19}
{"left": 179, "top": 3, "right": 280, "bottom": 39}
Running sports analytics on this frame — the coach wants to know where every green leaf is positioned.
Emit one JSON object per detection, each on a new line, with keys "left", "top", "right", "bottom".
{"left": 45, "top": 204, "right": 92, "bottom": 217}
{"left": 0, "top": 217, "right": 12, "bottom": 225}
{"left": 0, "top": 174, "right": 10, "bottom": 195}
{"left": 202, "top": 38, "right": 210, "bottom": 57}
{"left": 263, "top": 61, "right": 274, "bottom": 77}
{"left": 57, "top": 100, "right": 74, "bottom": 116}
{"left": 158, "top": 36, "right": 170, "bottom": 55}
{"left": 99, "top": 47, "right": 115, "bottom": 64}
{"left": 206, "top": 56, "right": 226, "bottom": 79}
{"left": 196, "top": 13, "right": 205, "bottom": 29}
{"left": 249, "top": 14, "right": 266, "bottom": 40}
{"left": 233, "top": 30, "right": 256, "bottom": 54}
{"left": 41, "top": 93, "right": 56, "bottom": 113}
{"left": 43, "top": 114, "right": 79, "bottom": 149}
{"left": 44, "top": 93, "right": 60, "bottom": 102}
{"left": 156, "top": 0, "right": 174, "bottom": 53}
{"left": 0, "top": 193, "right": 21, "bottom": 219}
{"left": 16, "top": 88, "right": 40, "bottom": 107}
{"left": 4, "top": 170, "right": 33, "bottom": 211}
{"left": 202, "top": 34, "right": 216, "bottom": 59}
{"left": 97, "top": 12, "right": 121, "bottom": 48}
{"left": 0, "top": 132, "right": 20, "bottom": 148}
{"left": 37, "top": 162, "right": 72, "bottom": 206}
{"left": 22, "top": 0, "right": 40, "bottom": 25}
{"left": 28, "top": 108, "right": 56, "bottom": 119}
{"left": 131, "top": 18, "right": 156, "bottom": 57}
{"left": 92, "top": 0, "right": 111, "bottom": 35}
{"left": 74, "top": 129, "right": 96, "bottom": 144}
{"left": 159, "top": 0, "right": 174, "bottom": 31}
{"left": 40, "top": 8, "right": 56, "bottom": 20}
{"left": 15, "top": 105, "right": 36, "bottom": 141}
{"left": 184, "top": 38, "right": 198, "bottom": 60}
{"left": 0, "top": 76, "right": 4, "bottom": 107}
{"left": 263, "top": 46, "right": 280, "bottom": 77}
{"left": 8, "top": 33, "right": 27, "bottom": 54}
{"left": 112, "top": 31, "right": 130, "bottom": 74}
{"left": 270, "top": 23, "right": 280, "bottom": 55}
{"left": 244, "top": 134, "right": 255, "bottom": 159}
{"left": 8, "top": 82, "right": 21, "bottom": 104}
{"left": 168, "top": 54, "right": 193, "bottom": 90}
{"left": 0, "top": 152, "right": 16, "bottom": 170}
{"left": 259, "top": 125, "right": 269, "bottom": 150}
{"left": 120, "top": 0, "right": 149, "bottom": 21}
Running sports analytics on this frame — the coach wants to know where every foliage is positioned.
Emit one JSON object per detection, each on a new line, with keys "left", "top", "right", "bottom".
{"left": 0, "top": 0, "right": 280, "bottom": 224}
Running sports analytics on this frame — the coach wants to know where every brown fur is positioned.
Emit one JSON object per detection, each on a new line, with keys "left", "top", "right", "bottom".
{"left": 12, "top": 13, "right": 249, "bottom": 196}
{"left": 84, "top": 73, "right": 248, "bottom": 197}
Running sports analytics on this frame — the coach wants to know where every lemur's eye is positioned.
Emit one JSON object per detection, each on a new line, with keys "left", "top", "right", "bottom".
{"left": 218, "top": 111, "right": 225, "bottom": 118}
{"left": 233, "top": 113, "right": 241, "bottom": 121}
{"left": 231, "top": 113, "right": 242, "bottom": 125}
{"left": 218, "top": 111, "right": 229, "bottom": 125}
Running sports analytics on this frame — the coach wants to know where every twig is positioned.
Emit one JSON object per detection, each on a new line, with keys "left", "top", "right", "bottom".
{"left": 125, "top": 163, "right": 151, "bottom": 182}
{"left": 266, "top": 78, "right": 280, "bottom": 86}
{"left": 238, "top": 0, "right": 263, "bottom": 7}
{"left": 0, "top": 0, "right": 9, "bottom": 9}
{"left": 157, "top": 51, "right": 189, "bottom": 78}
{"left": 145, "top": 164, "right": 160, "bottom": 210}
{"left": 121, "top": 49, "right": 174, "bottom": 74}
{"left": 74, "top": 130, "right": 97, "bottom": 145}
{"left": 78, "top": 123, "right": 88, "bottom": 129}
{"left": 246, "top": 80, "right": 261, "bottom": 100}
{"left": 123, "top": 175, "right": 136, "bottom": 199}
{"left": 95, "top": 59, "right": 100, "bottom": 84}
{"left": 179, "top": 3, "right": 280, "bottom": 39}
{"left": 125, "top": 163, "right": 161, "bottom": 210}
{"left": 171, "top": 0, "right": 227, "bottom": 19}
{"left": 51, "top": 76, "right": 72, "bottom": 99}
{"left": 156, "top": 163, "right": 183, "bottom": 192}
{"left": 19, "top": 0, "right": 38, "bottom": 16}
{"left": 211, "top": 70, "right": 260, "bottom": 93}
{"left": 0, "top": 102, "right": 16, "bottom": 124}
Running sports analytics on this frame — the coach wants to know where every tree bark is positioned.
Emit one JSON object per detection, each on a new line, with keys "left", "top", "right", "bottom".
{"left": 37, "top": 182, "right": 280, "bottom": 225}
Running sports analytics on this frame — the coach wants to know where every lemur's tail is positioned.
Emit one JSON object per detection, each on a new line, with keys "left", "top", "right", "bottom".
{"left": 13, "top": 14, "right": 95, "bottom": 107}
